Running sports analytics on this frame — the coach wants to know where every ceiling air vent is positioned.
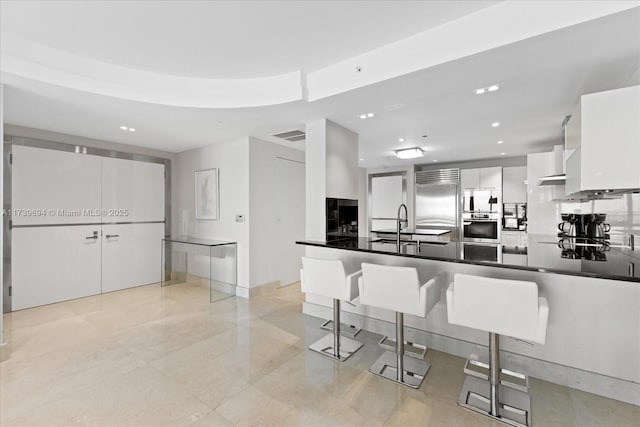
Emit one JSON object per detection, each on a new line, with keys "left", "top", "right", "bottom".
{"left": 272, "top": 129, "right": 306, "bottom": 142}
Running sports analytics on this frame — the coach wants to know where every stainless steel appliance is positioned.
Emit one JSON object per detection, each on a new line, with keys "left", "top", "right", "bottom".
{"left": 326, "top": 198, "right": 358, "bottom": 241}
{"left": 585, "top": 214, "right": 611, "bottom": 239}
{"left": 415, "top": 169, "right": 460, "bottom": 240}
{"left": 463, "top": 219, "right": 499, "bottom": 241}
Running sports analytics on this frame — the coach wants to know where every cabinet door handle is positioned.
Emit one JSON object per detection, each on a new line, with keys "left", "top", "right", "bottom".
{"left": 85, "top": 231, "right": 99, "bottom": 240}
{"left": 105, "top": 234, "right": 120, "bottom": 238}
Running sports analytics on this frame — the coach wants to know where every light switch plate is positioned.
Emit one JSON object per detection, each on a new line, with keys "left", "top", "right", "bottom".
{"left": 235, "top": 214, "right": 245, "bottom": 223}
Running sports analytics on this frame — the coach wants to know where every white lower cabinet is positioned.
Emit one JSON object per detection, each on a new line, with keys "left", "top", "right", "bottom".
{"left": 101, "top": 223, "right": 163, "bottom": 293}
{"left": 12, "top": 226, "right": 102, "bottom": 310}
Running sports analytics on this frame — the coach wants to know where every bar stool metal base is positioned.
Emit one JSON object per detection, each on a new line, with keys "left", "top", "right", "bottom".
{"left": 320, "top": 320, "right": 361, "bottom": 338}
{"left": 369, "top": 350, "right": 430, "bottom": 388}
{"left": 308, "top": 334, "right": 363, "bottom": 362}
{"left": 378, "top": 336, "right": 427, "bottom": 359}
{"left": 458, "top": 375, "right": 531, "bottom": 427}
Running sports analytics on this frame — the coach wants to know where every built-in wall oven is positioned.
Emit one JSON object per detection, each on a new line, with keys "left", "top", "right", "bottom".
{"left": 463, "top": 219, "right": 499, "bottom": 242}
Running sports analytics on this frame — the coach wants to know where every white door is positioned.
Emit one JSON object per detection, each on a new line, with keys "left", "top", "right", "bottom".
{"left": 275, "top": 158, "right": 305, "bottom": 286}
{"left": 12, "top": 226, "right": 102, "bottom": 310}
{"left": 12, "top": 146, "right": 102, "bottom": 225}
{"left": 370, "top": 174, "right": 404, "bottom": 231}
{"left": 101, "top": 223, "right": 164, "bottom": 293}
{"left": 102, "top": 157, "right": 165, "bottom": 222}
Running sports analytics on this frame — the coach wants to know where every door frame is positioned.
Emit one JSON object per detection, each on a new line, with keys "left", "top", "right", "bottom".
{"left": 3, "top": 135, "right": 171, "bottom": 313}
{"left": 368, "top": 171, "right": 407, "bottom": 234}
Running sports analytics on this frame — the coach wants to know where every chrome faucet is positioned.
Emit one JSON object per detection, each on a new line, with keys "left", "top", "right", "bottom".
{"left": 397, "top": 203, "right": 408, "bottom": 247}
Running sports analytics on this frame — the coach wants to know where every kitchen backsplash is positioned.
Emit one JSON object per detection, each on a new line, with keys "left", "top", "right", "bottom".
{"left": 563, "top": 193, "right": 640, "bottom": 243}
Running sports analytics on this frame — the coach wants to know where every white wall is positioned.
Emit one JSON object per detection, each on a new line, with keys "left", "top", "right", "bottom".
{"left": 305, "top": 119, "right": 327, "bottom": 241}
{"left": 527, "top": 152, "right": 566, "bottom": 234}
{"left": 0, "top": 85, "right": 4, "bottom": 345}
{"left": 326, "top": 121, "right": 359, "bottom": 199}
{"left": 174, "top": 138, "right": 250, "bottom": 289}
{"left": 249, "top": 137, "right": 304, "bottom": 287}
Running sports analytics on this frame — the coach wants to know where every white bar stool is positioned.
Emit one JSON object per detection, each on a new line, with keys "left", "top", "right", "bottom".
{"left": 446, "top": 273, "right": 549, "bottom": 427}
{"left": 358, "top": 263, "right": 445, "bottom": 388}
{"left": 300, "top": 257, "right": 364, "bottom": 361}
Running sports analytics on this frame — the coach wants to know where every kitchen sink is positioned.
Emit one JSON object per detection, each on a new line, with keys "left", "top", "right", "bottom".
{"left": 371, "top": 238, "right": 417, "bottom": 246}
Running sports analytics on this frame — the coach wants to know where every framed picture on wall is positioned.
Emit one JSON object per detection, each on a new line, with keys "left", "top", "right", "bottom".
{"left": 194, "top": 168, "right": 219, "bottom": 220}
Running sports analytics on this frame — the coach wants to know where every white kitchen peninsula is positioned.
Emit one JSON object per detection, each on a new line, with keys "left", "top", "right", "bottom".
{"left": 298, "top": 236, "right": 640, "bottom": 405}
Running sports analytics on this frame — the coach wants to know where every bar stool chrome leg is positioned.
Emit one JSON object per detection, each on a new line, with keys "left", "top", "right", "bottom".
{"left": 458, "top": 333, "right": 532, "bottom": 427}
{"left": 368, "top": 312, "right": 430, "bottom": 388}
{"left": 308, "top": 299, "right": 363, "bottom": 361}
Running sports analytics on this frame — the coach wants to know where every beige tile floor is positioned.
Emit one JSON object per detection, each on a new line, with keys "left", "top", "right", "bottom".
{"left": 1, "top": 282, "right": 639, "bottom": 427}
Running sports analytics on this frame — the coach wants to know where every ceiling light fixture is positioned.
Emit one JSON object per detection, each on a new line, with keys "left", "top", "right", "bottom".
{"left": 359, "top": 114, "right": 367, "bottom": 119}
{"left": 129, "top": 128, "right": 136, "bottom": 132}
{"left": 398, "top": 138, "right": 405, "bottom": 142}
{"left": 433, "top": 160, "right": 438, "bottom": 162}
{"left": 500, "top": 152, "right": 506, "bottom": 156}
{"left": 367, "top": 113, "right": 374, "bottom": 118}
{"left": 492, "top": 122, "right": 500, "bottom": 127}
{"left": 497, "top": 140, "right": 504, "bottom": 144}
{"left": 359, "top": 158, "right": 364, "bottom": 161}
{"left": 474, "top": 84, "right": 500, "bottom": 94}
{"left": 120, "top": 125, "right": 128, "bottom": 130}
{"left": 360, "top": 112, "right": 375, "bottom": 119}
{"left": 395, "top": 148, "right": 424, "bottom": 159}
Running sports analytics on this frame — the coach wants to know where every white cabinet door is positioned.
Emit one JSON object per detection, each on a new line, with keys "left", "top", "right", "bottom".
{"left": 101, "top": 223, "right": 163, "bottom": 293}
{"left": 480, "top": 167, "right": 502, "bottom": 190}
{"left": 460, "top": 168, "right": 480, "bottom": 190}
{"left": 102, "top": 157, "right": 165, "bottom": 222}
{"left": 12, "top": 146, "right": 102, "bottom": 225}
{"left": 503, "top": 166, "right": 527, "bottom": 203}
{"left": 370, "top": 174, "right": 404, "bottom": 218}
{"left": 12, "top": 226, "right": 102, "bottom": 310}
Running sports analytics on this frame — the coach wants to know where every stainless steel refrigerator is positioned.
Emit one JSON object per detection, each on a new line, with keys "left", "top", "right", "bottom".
{"left": 415, "top": 169, "right": 460, "bottom": 240}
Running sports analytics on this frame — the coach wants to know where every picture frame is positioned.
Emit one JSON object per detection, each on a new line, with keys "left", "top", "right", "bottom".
{"left": 194, "top": 168, "right": 219, "bottom": 220}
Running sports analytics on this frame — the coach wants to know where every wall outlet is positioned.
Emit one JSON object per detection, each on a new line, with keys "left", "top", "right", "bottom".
{"left": 235, "top": 214, "right": 245, "bottom": 223}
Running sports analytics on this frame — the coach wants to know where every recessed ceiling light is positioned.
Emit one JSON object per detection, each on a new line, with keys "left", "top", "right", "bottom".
{"left": 500, "top": 152, "right": 506, "bottom": 156}
{"left": 395, "top": 148, "right": 423, "bottom": 159}
{"left": 359, "top": 158, "right": 364, "bottom": 161}
{"left": 120, "top": 125, "right": 128, "bottom": 130}
{"left": 360, "top": 114, "right": 367, "bottom": 119}
{"left": 398, "top": 138, "right": 405, "bottom": 142}
{"left": 433, "top": 160, "right": 438, "bottom": 162}
{"left": 497, "top": 140, "right": 504, "bottom": 144}
{"left": 129, "top": 128, "right": 136, "bottom": 132}
{"left": 367, "top": 113, "right": 374, "bottom": 118}
{"left": 492, "top": 122, "right": 500, "bottom": 127}
{"left": 474, "top": 84, "right": 499, "bottom": 95}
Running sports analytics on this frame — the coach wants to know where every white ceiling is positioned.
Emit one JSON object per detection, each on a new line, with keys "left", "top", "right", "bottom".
{"left": 1, "top": 2, "right": 639, "bottom": 166}
{"left": 0, "top": 0, "right": 499, "bottom": 79}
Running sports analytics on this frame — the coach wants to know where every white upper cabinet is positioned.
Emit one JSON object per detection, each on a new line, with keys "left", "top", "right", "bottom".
{"left": 102, "top": 157, "right": 165, "bottom": 222}
{"left": 565, "top": 85, "right": 640, "bottom": 193}
{"left": 461, "top": 167, "right": 502, "bottom": 191}
{"left": 503, "top": 166, "right": 527, "bottom": 203}
{"left": 460, "top": 168, "right": 480, "bottom": 190}
{"left": 12, "top": 146, "right": 102, "bottom": 225}
{"left": 480, "top": 167, "right": 502, "bottom": 191}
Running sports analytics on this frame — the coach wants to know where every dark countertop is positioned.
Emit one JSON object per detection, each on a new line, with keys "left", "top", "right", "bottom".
{"left": 296, "top": 234, "right": 640, "bottom": 283}
{"left": 372, "top": 228, "right": 451, "bottom": 236}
